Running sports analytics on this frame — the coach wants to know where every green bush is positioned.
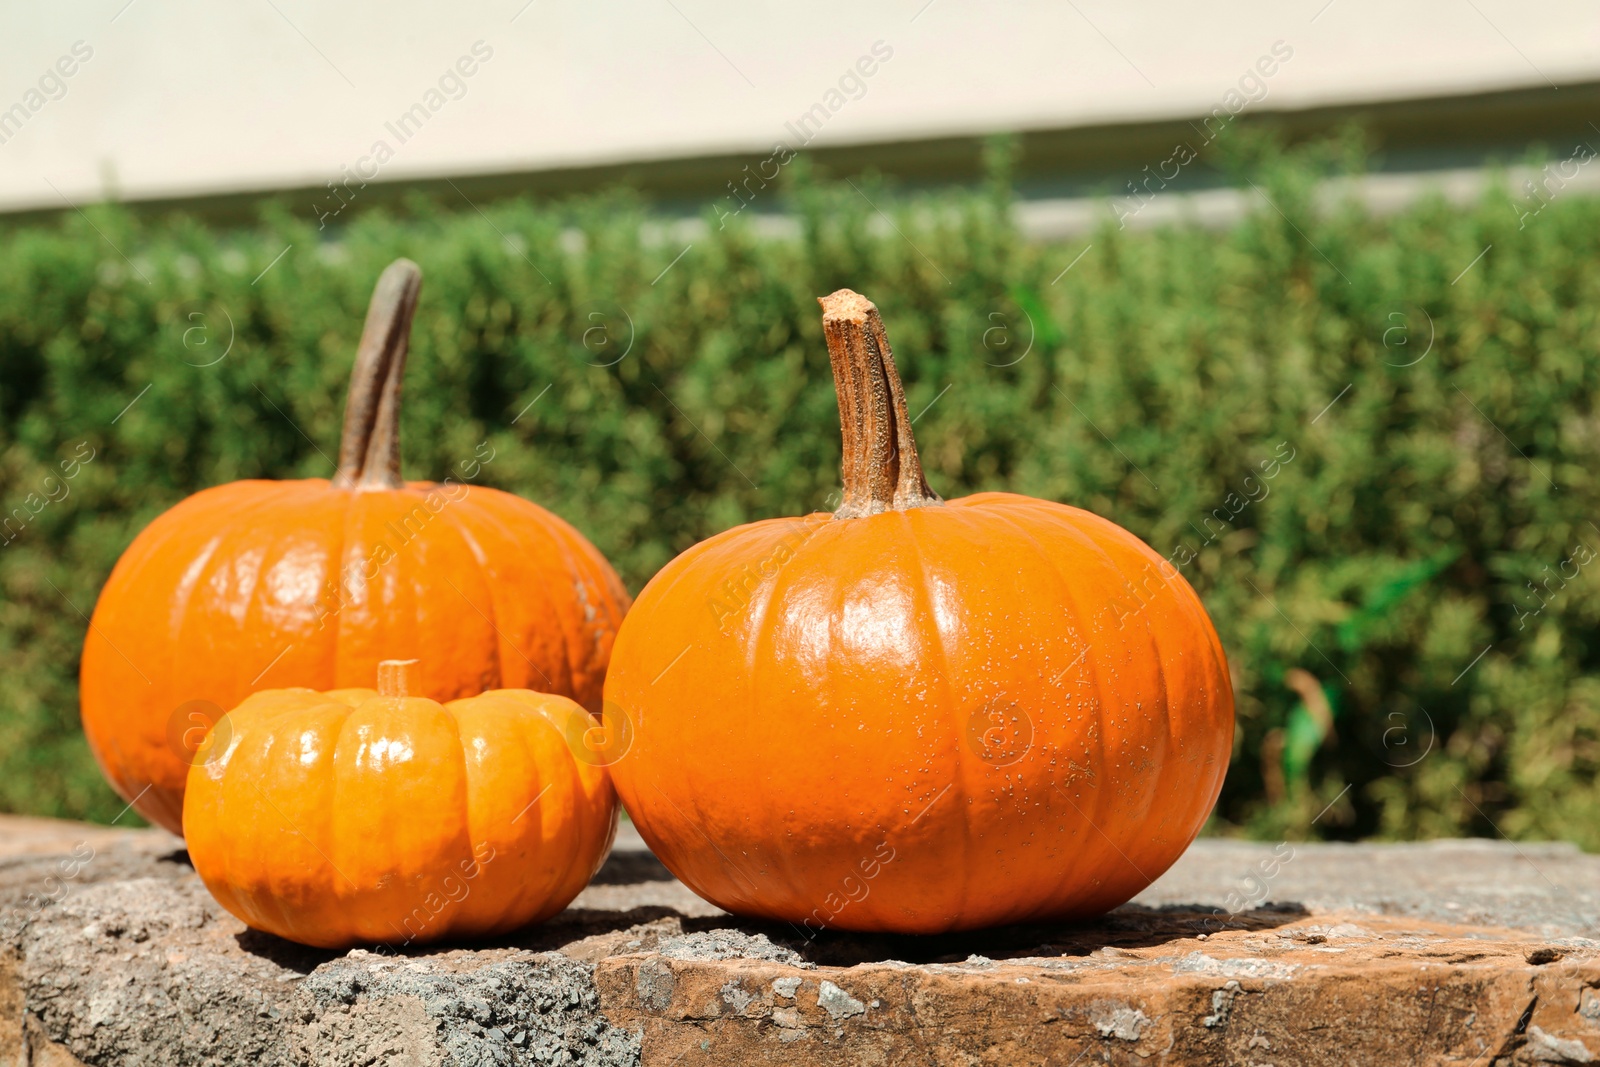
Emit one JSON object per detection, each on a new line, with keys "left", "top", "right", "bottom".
{"left": 2, "top": 138, "right": 1598, "bottom": 846}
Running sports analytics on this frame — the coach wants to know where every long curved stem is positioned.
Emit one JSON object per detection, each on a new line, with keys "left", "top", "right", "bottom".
{"left": 819, "top": 289, "right": 941, "bottom": 519}
{"left": 332, "top": 259, "right": 422, "bottom": 490}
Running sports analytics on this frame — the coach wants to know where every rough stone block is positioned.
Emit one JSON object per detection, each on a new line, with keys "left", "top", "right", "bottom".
{"left": 2, "top": 816, "right": 1596, "bottom": 1065}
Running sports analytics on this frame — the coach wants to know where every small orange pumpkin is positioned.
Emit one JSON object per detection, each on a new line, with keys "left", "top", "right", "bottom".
{"left": 606, "top": 290, "right": 1234, "bottom": 934}
{"left": 184, "top": 659, "right": 617, "bottom": 948}
{"left": 81, "top": 260, "right": 629, "bottom": 834}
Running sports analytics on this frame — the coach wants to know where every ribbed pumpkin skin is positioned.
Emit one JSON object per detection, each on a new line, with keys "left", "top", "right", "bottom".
{"left": 184, "top": 685, "right": 617, "bottom": 949}
{"left": 605, "top": 491, "right": 1233, "bottom": 934}
{"left": 82, "top": 479, "right": 628, "bottom": 835}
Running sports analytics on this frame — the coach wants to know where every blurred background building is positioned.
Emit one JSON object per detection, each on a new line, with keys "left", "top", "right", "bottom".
{"left": 2, "top": 1, "right": 1597, "bottom": 235}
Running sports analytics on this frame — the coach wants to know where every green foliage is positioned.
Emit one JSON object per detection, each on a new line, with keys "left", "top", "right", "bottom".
{"left": 2, "top": 138, "right": 1598, "bottom": 846}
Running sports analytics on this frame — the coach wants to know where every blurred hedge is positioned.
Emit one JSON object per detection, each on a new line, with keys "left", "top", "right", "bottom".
{"left": 3, "top": 137, "right": 1599, "bottom": 846}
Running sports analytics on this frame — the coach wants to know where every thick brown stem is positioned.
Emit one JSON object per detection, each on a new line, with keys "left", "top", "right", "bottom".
{"left": 332, "top": 259, "right": 422, "bottom": 490}
{"left": 377, "top": 658, "right": 420, "bottom": 697}
{"left": 819, "top": 289, "right": 941, "bottom": 519}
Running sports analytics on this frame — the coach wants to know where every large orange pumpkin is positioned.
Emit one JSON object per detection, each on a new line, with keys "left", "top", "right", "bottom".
{"left": 184, "top": 659, "right": 617, "bottom": 948}
{"left": 82, "top": 260, "right": 629, "bottom": 835}
{"left": 606, "top": 289, "right": 1233, "bottom": 934}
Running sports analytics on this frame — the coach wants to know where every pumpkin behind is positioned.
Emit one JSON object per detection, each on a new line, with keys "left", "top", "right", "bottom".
{"left": 81, "top": 261, "right": 629, "bottom": 834}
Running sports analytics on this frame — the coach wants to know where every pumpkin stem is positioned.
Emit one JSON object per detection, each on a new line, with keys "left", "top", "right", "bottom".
{"left": 333, "top": 259, "right": 422, "bottom": 491}
{"left": 819, "top": 289, "right": 941, "bottom": 519}
{"left": 377, "top": 658, "right": 420, "bottom": 698}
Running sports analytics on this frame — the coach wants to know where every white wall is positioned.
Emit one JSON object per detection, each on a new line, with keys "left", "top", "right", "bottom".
{"left": 0, "top": 1, "right": 1595, "bottom": 213}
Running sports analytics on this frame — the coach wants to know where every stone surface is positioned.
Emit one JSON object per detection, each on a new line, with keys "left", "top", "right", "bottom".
{"left": 598, "top": 913, "right": 1600, "bottom": 1065}
{"left": 2, "top": 815, "right": 1598, "bottom": 1065}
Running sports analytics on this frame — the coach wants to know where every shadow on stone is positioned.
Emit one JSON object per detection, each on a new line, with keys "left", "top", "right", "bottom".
{"left": 506, "top": 905, "right": 691, "bottom": 953}
{"left": 156, "top": 848, "right": 193, "bottom": 868}
{"left": 223, "top": 899, "right": 1309, "bottom": 975}
{"left": 589, "top": 849, "right": 676, "bottom": 885}
{"left": 233, "top": 928, "right": 345, "bottom": 974}
{"left": 676, "top": 901, "right": 1310, "bottom": 967}
{"left": 227, "top": 899, "right": 700, "bottom": 968}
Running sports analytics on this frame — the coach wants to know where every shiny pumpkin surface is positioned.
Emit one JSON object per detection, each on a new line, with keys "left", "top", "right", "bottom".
{"left": 184, "top": 678, "right": 617, "bottom": 948}
{"left": 82, "top": 478, "right": 628, "bottom": 835}
{"left": 607, "top": 494, "right": 1232, "bottom": 932}
{"left": 604, "top": 290, "right": 1233, "bottom": 934}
